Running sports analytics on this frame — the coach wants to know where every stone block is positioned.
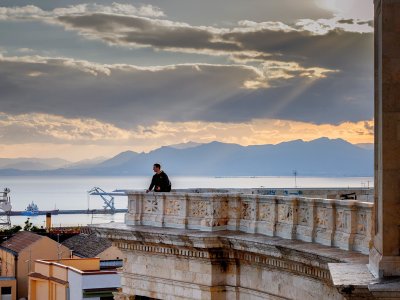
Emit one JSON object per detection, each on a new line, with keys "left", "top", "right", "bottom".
{"left": 189, "top": 260, "right": 211, "bottom": 274}
{"left": 175, "top": 258, "right": 189, "bottom": 271}
{"left": 193, "top": 272, "right": 212, "bottom": 285}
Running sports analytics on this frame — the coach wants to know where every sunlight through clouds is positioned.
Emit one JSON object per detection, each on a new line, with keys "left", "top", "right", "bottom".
{"left": 0, "top": 1, "right": 373, "bottom": 160}
{"left": 315, "top": 0, "right": 373, "bottom": 21}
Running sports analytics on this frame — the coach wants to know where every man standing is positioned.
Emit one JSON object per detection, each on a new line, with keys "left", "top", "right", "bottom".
{"left": 146, "top": 163, "right": 171, "bottom": 193}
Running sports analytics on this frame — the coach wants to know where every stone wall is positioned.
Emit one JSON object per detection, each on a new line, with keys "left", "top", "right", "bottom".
{"left": 95, "top": 222, "right": 362, "bottom": 300}
{"left": 116, "top": 250, "right": 343, "bottom": 300}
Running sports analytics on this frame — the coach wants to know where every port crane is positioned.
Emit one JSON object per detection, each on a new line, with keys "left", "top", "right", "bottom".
{"left": 87, "top": 187, "right": 125, "bottom": 214}
{"left": 0, "top": 188, "right": 12, "bottom": 228}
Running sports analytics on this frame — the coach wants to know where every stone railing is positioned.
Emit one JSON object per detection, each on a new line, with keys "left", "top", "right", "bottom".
{"left": 125, "top": 191, "right": 373, "bottom": 254}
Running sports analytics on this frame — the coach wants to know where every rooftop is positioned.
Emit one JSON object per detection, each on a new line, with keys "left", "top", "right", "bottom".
{"left": 62, "top": 233, "right": 112, "bottom": 258}
{"left": 0, "top": 231, "right": 43, "bottom": 254}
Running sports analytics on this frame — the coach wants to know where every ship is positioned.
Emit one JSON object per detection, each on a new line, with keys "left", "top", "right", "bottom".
{"left": 22, "top": 201, "right": 39, "bottom": 216}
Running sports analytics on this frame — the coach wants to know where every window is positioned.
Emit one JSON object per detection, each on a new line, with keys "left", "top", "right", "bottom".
{"left": 1, "top": 286, "right": 11, "bottom": 295}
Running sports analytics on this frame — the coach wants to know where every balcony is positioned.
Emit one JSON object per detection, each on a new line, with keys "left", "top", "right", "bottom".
{"left": 124, "top": 189, "right": 373, "bottom": 254}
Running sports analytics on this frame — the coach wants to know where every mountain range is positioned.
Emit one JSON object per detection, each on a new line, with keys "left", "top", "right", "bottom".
{"left": 0, "top": 138, "right": 373, "bottom": 176}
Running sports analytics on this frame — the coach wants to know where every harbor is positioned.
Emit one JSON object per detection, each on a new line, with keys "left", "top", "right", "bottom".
{"left": 0, "top": 208, "right": 128, "bottom": 216}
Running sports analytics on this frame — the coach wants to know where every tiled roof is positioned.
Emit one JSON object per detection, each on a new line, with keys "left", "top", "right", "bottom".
{"left": 62, "top": 233, "right": 112, "bottom": 258}
{"left": 0, "top": 231, "right": 43, "bottom": 254}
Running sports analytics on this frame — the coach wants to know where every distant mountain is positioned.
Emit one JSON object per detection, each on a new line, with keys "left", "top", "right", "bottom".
{"left": 95, "top": 151, "right": 140, "bottom": 168}
{"left": 0, "top": 138, "right": 373, "bottom": 176}
{"left": 167, "top": 141, "right": 203, "bottom": 149}
{"left": 0, "top": 158, "right": 70, "bottom": 170}
{"left": 356, "top": 143, "right": 374, "bottom": 150}
{"left": 64, "top": 157, "right": 108, "bottom": 169}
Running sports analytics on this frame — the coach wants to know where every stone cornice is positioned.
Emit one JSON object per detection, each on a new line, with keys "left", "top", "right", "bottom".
{"left": 92, "top": 222, "right": 368, "bottom": 283}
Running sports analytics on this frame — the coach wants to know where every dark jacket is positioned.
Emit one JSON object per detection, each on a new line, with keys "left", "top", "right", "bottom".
{"left": 148, "top": 171, "right": 171, "bottom": 192}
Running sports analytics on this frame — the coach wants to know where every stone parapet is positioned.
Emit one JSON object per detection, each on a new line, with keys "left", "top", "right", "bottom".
{"left": 125, "top": 191, "right": 373, "bottom": 254}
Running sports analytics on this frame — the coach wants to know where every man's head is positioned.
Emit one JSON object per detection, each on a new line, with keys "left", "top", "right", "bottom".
{"left": 153, "top": 163, "right": 161, "bottom": 173}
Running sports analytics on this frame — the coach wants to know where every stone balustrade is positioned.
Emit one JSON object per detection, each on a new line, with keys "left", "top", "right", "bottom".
{"left": 125, "top": 191, "right": 373, "bottom": 254}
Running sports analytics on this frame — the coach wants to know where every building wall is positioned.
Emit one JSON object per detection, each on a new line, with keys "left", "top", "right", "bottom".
{"left": 35, "top": 280, "right": 47, "bottom": 299}
{"left": 29, "top": 275, "right": 68, "bottom": 300}
{"left": 120, "top": 250, "right": 343, "bottom": 300}
{"left": 82, "top": 273, "right": 120, "bottom": 290}
{"left": 0, "top": 279, "right": 16, "bottom": 300}
{"left": 29, "top": 262, "right": 68, "bottom": 300}
{"left": 29, "top": 279, "right": 68, "bottom": 300}
{"left": 68, "top": 269, "right": 83, "bottom": 300}
{"left": 54, "top": 283, "right": 65, "bottom": 300}
{"left": 57, "top": 258, "right": 100, "bottom": 271}
{"left": 71, "top": 246, "right": 123, "bottom": 261}
{"left": 0, "top": 250, "right": 15, "bottom": 277}
{"left": 98, "top": 245, "right": 124, "bottom": 261}
{"left": 17, "top": 237, "right": 70, "bottom": 299}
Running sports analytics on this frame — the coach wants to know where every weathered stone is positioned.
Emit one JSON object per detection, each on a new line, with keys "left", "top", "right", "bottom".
{"left": 371, "top": 0, "right": 400, "bottom": 279}
{"left": 121, "top": 191, "right": 373, "bottom": 255}
{"left": 92, "top": 218, "right": 370, "bottom": 300}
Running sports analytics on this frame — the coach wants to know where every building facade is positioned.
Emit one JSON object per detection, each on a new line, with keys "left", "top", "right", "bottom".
{"left": 0, "top": 231, "right": 70, "bottom": 299}
{"left": 28, "top": 258, "right": 120, "bottom": 300}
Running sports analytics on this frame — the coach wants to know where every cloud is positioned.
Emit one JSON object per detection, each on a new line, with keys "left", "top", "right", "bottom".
{"left": 314, "top": 0, "right": 373, "bottom": 21}
{"left": 17, "top": 48, "right": 35, "bottom": 53}
{"left": 0, "top": 111, "right": 374, "bottom": 160}
{"left": 0, "top": 5, "right": 372, "bottom": 66}
{"left": 132, "top": 119, "right": 374, "bottom": 146}
{"left": 52, "top": 12, "right": 372, "bottom": 66}
{"left": 0, "top": 112, "right": 132, "bottom": 144}
{"left": 0, "top": 55, "right": 263, "bottom": 126}
{"left": 0, "top": 53, "right": 364, "bottom": 126}
{"left": 0, "top": 3, "right": 165, "bottom": 20}
{"left": 0, "top": 4, "right": 373, "bottom": 127}
{"left": 294, "top": 17, "right": 372, "bottom": 35}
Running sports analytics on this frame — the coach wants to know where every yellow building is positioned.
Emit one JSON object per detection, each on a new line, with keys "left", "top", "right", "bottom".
{"left": 0, "top": 277, "right": 16, "bottom": 300}
{"left": 0, "top": 231, "right": 70, "bottom": 299}
{"left": 29, "top": 258, "right": 120, "bottom": 300}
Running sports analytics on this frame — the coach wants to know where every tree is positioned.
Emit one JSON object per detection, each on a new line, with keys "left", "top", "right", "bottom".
{"left": 23, "top": 218, "right": 46, "bottom": 234}
{"left": 24, "top": 218, "right": 33, "bottom": 231}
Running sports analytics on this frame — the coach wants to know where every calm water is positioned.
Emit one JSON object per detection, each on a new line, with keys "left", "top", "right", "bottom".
{"left": 0, "top": 176, "right": 373, "bottom": 227}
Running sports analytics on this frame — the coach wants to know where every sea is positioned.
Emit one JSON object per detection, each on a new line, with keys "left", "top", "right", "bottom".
{"left": 0, "top": 176, "right": 373, "bottom": 227}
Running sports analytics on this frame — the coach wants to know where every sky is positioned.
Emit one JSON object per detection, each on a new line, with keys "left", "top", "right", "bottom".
{"left": 0, "top": 0, "right": 374, "bottom": 161}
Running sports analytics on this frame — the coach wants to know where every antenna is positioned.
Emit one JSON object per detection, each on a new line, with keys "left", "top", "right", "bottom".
{"left": 25, "top": 248, "right": 32, "bottom": 273}
{"left": 57, "top": 233, "right": 61, "bottom": 261}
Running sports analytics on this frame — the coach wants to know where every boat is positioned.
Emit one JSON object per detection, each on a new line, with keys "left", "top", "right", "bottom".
{"left": 49, "top": 209, "right": 59, "bottom": 215}
{"left": 22, "top": 201, "right": 39, "bottom": 216}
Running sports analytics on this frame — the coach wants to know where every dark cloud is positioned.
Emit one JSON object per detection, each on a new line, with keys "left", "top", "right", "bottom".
{"left": 0, "top": 55, "right": 372, "bottom": 126}
{"left": 58, "top": 14, "right": 242, "bottom": 53}
{"left": 222, "top": 29, "right": 373, "bottom": 72}
{"left": 56, "top": 13, "right": 373, "bottom": 72}
{"left": 0, "top": 58, "right": 264, "bottom": 127}
{"left": 0, "top": 0, "right": 333, "bottom": 25}
{"left": 0, "top": 5, "right": 374, "bottom": 127}
{"left": 357, "top": 20, "right": 374, "bottom": 27}
{"left": 338, "top": 19, "right": 354, "bottom": 24}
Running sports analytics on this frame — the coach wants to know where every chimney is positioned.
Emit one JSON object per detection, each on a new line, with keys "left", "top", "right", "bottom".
{"left": 46, "top": 212, "right": 51, "bottom": 231}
